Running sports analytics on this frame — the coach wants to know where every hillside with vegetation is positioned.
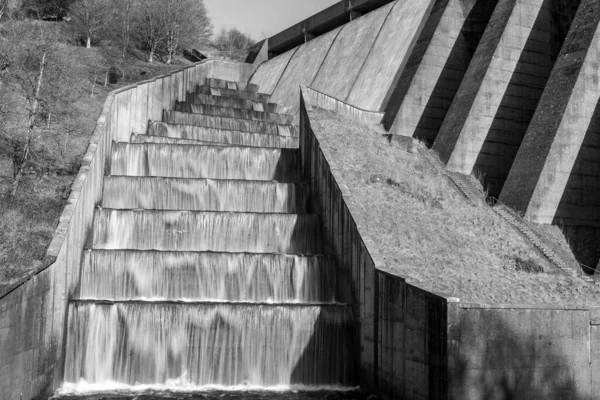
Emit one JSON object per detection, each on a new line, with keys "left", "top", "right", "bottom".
{"left": 0, "top": 0, "right": 255, "bottom": 291}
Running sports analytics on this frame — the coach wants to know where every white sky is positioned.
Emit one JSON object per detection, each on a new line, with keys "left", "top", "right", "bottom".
{"left": 204, "top": 0, "right": 339, "bottom": 40}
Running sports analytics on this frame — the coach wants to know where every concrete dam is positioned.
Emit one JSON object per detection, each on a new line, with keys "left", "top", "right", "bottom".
{"left": 4, "top": 0, "right": 600, "bottom": 399}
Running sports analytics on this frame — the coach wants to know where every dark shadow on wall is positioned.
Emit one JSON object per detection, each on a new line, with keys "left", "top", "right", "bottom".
{"left": 552, "top": 96, "right": 600, "bottom": 273}
{"left": 450, "top": 310, "right": 588, "bottom": 399}
{"left": 413, "top": 0, "right": 497, "bottom": 146}
{"left": 473, "top": 0, "right": 582, "bottom": 199}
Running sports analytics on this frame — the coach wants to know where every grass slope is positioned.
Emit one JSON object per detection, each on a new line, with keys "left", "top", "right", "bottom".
{"left": 311, "top": 108, "right": 600, "bottom": 306}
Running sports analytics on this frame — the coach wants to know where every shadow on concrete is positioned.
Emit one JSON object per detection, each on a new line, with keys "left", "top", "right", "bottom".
{"left": 412, "top": 0, "right": 497, "bottom": 146}
{"left": 553, "top": 95, "right": 600, "bottom": 273}
{"left": 450, "top": 312, "right": 587, "bottom": 399}
{"left": 474, "top": 0, "right": 581, "bottom": 199}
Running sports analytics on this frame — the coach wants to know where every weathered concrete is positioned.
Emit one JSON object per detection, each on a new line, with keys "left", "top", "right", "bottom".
{"left": 383, "top": 0, "right": 498, "bottom": 144}
{"left": 311, "top": 3, "right": 394, "bottom": 103}
{"left": 300, "top": 87, "right": 598, "bottom": 399}
{"left": 268, "top": 27, "right": 342, "bottom": 112}
{"left": 345, "top": 0, "right": 434, "bottom": 110}
{"left": 0, "top": 60, "right": 255, "bottom": 400}
{"left": 433, "top": 0, "right": 547, "bottom": 171}
{"left": 433, "top": 0, "right": 580, "bottom": 198}
{"left": 499, "top": 0, "right": 600, "bottom": 224}
{"left": 253, "top": 0, "right": 437, "bottom": 114}
{"left": 248, "top": 47, "right": 297, "bottom": 95}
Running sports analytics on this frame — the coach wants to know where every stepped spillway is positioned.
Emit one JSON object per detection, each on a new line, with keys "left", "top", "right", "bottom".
{"left": 61, "top": 77, "right": 357, "bottom": 397}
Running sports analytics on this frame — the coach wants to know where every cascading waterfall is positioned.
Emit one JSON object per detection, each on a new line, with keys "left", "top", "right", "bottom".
{"left": 109, "top": 143, "right": 300, "bottom": 181}
{"left": 65, "top": 303, "right": 354, "bottom": 387}
{"left": 79, "top": 251, "right": 337, "bottom": 302}
{"left": 60, "top": 78, "right": 357, "bottom": 398}
{"left": 102, "top": 177, "right": 309, "bottom": 213}
{"left": 92, "top": 209, "right": 322, "bottom": 253}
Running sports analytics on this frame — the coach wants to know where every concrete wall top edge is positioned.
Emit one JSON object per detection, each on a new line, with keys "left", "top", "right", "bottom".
{"left": 268, "top": 0, "right": 396, "bottom": 54}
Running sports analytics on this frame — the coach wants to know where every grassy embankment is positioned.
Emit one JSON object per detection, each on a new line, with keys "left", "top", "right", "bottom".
{"left": 0, "top": 21, "right": 188, "bottom": 291}
{"left": 311, "top": 108, "right": 600, "bottom": 306}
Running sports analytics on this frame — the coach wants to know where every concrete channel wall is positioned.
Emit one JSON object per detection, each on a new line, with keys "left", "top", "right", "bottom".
{"left": 299, "top": 86, "right": 600, "bottom": 399}
{"left": 0, "top": 60, "right": 254, "bottom": 400}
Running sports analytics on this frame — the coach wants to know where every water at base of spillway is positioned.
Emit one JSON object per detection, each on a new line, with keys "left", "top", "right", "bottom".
{"left": 54, "top": 379, "right": 370, "bottom": 400}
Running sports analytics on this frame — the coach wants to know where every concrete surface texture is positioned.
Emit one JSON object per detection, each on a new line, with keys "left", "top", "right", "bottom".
{"left": 433, "top": 0, "right": 579, "bottom": 198}
{"left": 299, "top": 87, "right": 600, "bottom": 399}
{"left": 251, "top": 0, "right": 434, "bottom": 113}
{"left": 384, "top": 0, "right": 498, "bottom": 143}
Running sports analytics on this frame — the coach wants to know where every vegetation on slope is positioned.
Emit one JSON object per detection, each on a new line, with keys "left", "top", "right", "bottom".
{"left": 311, "top": 108, "right": 600, "bottom": 306}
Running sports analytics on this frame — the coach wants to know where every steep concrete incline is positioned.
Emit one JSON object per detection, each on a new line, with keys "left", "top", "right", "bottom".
{"left": 250, "top": 0, "right": 434, "bottom": 113}
{"left": 270, "top": 27, "right": 342, "bottom": 113}
{"left": 383, "top": 0, "right": 497, "bottom": 144}
{"left": 311, "top": 3, "right": 394, "bottom": 101}
{"left": 248, "top": 46, "right": 297, "bottom": 95}
{"left": 499, "top": 0, "right": 600, "bottom": 223}
{"left": 432, "top": 0, "right": 547, "bottom": 172}
{"left": 433, "top": 0, "right": 580, "bottom": 198}
{"left": 345, "top": 0, "right": 434, "bottom": 110}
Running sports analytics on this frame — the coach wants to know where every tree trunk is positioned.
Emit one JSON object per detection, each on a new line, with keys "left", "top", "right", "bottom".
{"left": 148, "top": 48, "right": 154, "bottom": 63}
{"left": 166, "top": 51, "right": 172, "bottom": 64}
{"left": 11, "top": 50, "right": 47, "bottom": 198}
{"left": 86, "top": 36, "right": 91, "bottom": 49}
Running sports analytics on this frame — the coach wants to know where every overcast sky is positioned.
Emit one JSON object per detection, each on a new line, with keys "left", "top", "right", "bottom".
{"left": 204, "top": 0, "right": 339, "bottom": 40}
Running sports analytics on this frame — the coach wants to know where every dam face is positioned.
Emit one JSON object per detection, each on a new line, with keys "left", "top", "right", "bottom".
{"left": 59, "top": 79, "right": 359, "bottom": 397}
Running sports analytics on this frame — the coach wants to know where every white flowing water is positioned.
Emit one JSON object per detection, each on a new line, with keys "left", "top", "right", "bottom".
{"left": 109, "top": 143, "right": 300, "bottom": 181}
{"left": 92, "top": 209, "right": 322, "bottom": 253}
{"left": 60, "top": 85, "right": 356, "bottom": 398}
{"left": 64, "top": 303, "right": 355, "bottom": 386}
{"left": 102, "top": 177, "right": 308, "bottom": 213}
{"left": 79, "top": 251, "right": 336, "bottom": 303}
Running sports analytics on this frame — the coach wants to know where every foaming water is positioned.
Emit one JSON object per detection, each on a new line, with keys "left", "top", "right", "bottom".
{"left": 109, "top": 143, "right": 300, "bottom": 181}
{"left": 79, "top": 251, "right": 336, "bottom": 302}
{"left": 92, "top": 209, "right": 322, "bottom": 253}
{"left": 64, "top": 303, "right": 355, "bottom": 386}
{"left": 102, "top": 177, "right": 308, "bottom": 213}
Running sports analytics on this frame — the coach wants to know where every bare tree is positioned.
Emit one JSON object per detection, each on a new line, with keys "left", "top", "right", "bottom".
{"left": 134, "top": 0, "right": 164, "bottom": 63}
{"left": 0, "top": 20, "right": 74, "bottom": 196}
{"left": 71, "top": 0, "right": 112, "bottom": 48}
{"left": 112, "top": 0, "right": 137, "bottom": 61}
{"left": 213, "top": 27, "right": 254, "bottom": 61}
{"left": 0, "top": 0, "right": 21, "bottom": 20}
{"left": 161, "top": 0, "right": 211, "bottom": 64}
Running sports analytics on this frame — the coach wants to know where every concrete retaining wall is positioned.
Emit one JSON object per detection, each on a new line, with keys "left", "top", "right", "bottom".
{"left": 0, "top": 59, "right": 254, "bottom": 400}
{"left": 300, "top": 87, "right": 600, "bottom": 399}
{"left": 251, "top": 0, "right": 433, "bottom": 113}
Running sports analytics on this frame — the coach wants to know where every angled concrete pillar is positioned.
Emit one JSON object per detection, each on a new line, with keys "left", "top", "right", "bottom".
{"left": 500, "top": 0, "right": 600, "bottom": 225}
{"left": 382, "top": 0, "right": 498, "bottom": 145}
{"left": 432, "top": 0, "right": 554, "bottom": 179}
{"left": 432, "top": 0, "right": 579, "bottom": 197}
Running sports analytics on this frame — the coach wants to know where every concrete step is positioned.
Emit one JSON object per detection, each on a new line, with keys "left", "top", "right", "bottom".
{"left": 185, "top": 93, "right": 280, "bottom": 113}
{"left": 77, "top": 250, "right": 336, "bottom": 302}
{"left": 131, "top": 134, "right": 228, "bottom": 146}
{"left": 145, "top": 122, "right": 299, "bottom": 148}
{"left": 102, "top": 176, "right": 310, "bottom": 213}
{"left": 204, "top": 77, "right": 260, "bottom": 93}
{"left": 196, "top": 85, "right": 271, "bottom": 102}
{"left": 109, "top": 142, "right": 301, "bottom": 181}
{"left": 173, "top": 101, "right": 295, "bottom": 125}
{"left": 92, "top": 208, "right": 323, "bottom": 254}
{"left": 163, "top": 110, "right": 298, "bottom": 137}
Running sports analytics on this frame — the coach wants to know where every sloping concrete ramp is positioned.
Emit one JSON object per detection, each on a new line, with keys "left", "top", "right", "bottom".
{"left": 250, "top": 0, "right": 435, "bottom": 112}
